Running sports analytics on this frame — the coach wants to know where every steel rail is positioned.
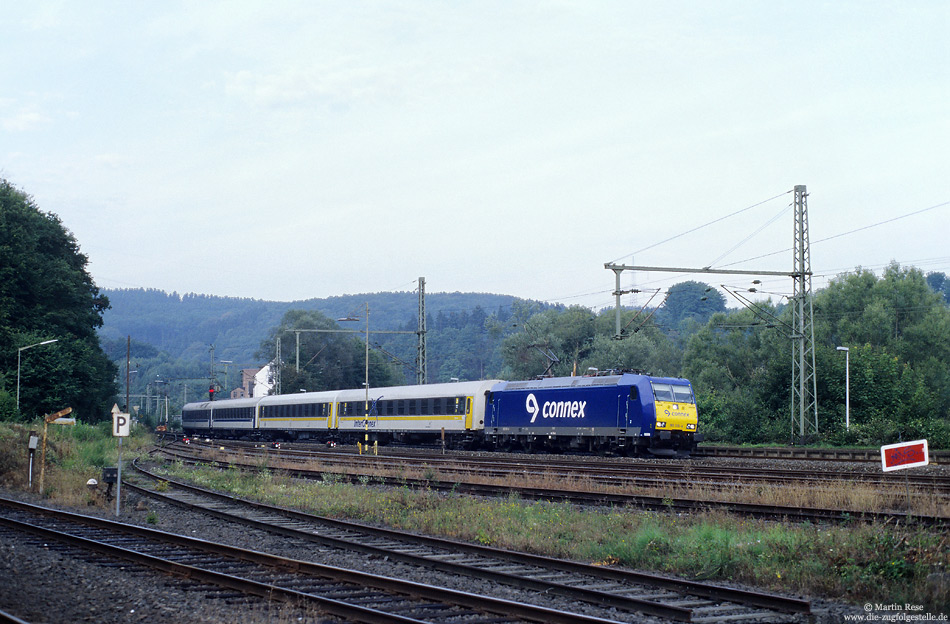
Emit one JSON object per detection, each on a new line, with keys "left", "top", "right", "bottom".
{"left": 154, "top": 446, "right": 948, "bottom": 527}
{"left": 693, "top": 445, "right": 950, "bottom": 464}
{"left": 162, "top": 433, "right": 950, "bottom": 464}
{"left": 0, "top": 610, "right": 30, "bottom": 624}
{"left": 0, "top": 496, "right": 624, "bottom": 624}
{"left": 132, "top": 460, "right": 811, "bottom": 620}
{"left": 176, "top": 440, "right": 950, "bottom": 494}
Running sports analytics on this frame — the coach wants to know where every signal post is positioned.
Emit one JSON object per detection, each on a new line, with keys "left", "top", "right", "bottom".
{"left": 112, "top": 404, "right": 131, "bottom": 516}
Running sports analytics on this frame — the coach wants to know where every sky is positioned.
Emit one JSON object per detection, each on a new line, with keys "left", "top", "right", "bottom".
{"left": 2, "top": 1, "right": 948, "bottom": 312}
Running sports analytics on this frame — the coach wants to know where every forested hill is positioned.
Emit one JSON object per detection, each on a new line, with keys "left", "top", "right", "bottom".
{"left": 99, "top": 288, "right": 532, "bottom": 368}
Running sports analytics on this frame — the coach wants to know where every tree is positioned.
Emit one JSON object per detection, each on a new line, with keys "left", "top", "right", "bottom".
{"left": 657, "top": 281, "right": 727, "bottom": 332}
{"left": 499, "top": 306, "right": 679, "bottom": 380}
{"left": 500, "top": 306, "right": 596, "bottom": 378}
{"left": 926, "top": 271, "right": 950, "bottom": 305}
{"left": 0, "top": 179, "right": 117, "bottom": 421}
{"left": 258, "top": 310, "right": 402, "bottom": 393}
{"left": 683, "top": 264, "right": 950, "bottom": 447}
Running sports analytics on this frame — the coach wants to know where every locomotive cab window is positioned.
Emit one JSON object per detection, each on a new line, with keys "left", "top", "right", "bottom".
{"left": 629, "top": 387, "right": 639, "bottom": 401}
{"left": 672, "top": 384, "right": 694, "bottom": 403}
{"left": 651, "top": 383, "right": 674, "bottom": 402}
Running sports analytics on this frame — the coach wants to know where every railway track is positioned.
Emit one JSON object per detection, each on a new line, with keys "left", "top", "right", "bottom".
{"left": 179, "top": 439, "right": 950, "bottom": 496}
{"left": 693, "top": 445, "right": 950, "bottom": 464}
{"left": 161, "top": 432, "right": 950, "bottom": 465}
{"left": 0, "top": 495, "right": 627, "bottom": 624}
{"left": 128, "top": 459, "right": 811, "bottom": 623}
{"left": 149, "top": 448, "right": 950, "bottom": 527}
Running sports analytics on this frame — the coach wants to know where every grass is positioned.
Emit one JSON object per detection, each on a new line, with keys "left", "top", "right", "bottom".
{"left": 196, "top": 445, "right": 950, "bottom": 518}
{"left": 0, "top": 419, "right": 152, "bottom": 506}
{"left": 2, "top": 423, "right": 946, "bottom": 613}
{"left": 156, "top": 460, "right": 950, "bottom": 613}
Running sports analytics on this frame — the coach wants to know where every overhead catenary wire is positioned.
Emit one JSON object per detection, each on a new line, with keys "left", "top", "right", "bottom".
{"left": 706, "top": 203, "right": 792, "bottom": 269}
{"left": 718, "top": 199, "right": 950, "bottom": 270}
{"left": 608, "top": 189, "right": 793, "bottom": 264}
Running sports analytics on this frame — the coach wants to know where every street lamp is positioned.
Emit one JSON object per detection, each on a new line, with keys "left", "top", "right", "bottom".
{"left": 338, "top": 303, "right": 370, "bottom": 423}
{"left": 836, "top": 346, "right": 850, "bottom": 432}
{"left": 17, "top": 339, "right": 58, "bottom": 413}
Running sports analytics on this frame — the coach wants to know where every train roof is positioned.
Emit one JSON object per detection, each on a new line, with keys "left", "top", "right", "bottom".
{"left": 335, "top": 379, "right": 501, "bottom": 402}
{"left": 492, "top": 373, "right": 691, "bottom": 392}
{"left": 183, "top": 380, "right": 504, "bottom": 411}
{"left": 183, "top": 396, "right": 264, "bottom": 410}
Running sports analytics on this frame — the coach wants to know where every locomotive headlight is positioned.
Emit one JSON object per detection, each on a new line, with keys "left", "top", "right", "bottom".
{"left": 687, "top": 424, "right": 696, "bottom": 430}
{"left": 656, "top": 421, "right": 666, "bottom": 428}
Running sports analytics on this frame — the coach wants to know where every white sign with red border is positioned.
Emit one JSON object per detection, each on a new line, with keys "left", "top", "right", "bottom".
{"left": 880, "top": 439, "right": 928, "bottom": 472}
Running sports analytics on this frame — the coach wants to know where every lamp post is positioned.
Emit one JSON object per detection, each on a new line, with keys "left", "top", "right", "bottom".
{"left": 836, "top": 346, "right": 850, "bottom": 432}
{"left": 17, "top": 339, "right": 58, "bottom": 413}
{"left": 338, "top": 303, "right": 370, "bottom": 451}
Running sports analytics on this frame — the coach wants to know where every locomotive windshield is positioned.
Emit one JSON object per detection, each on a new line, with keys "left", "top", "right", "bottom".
{"left": 651, "top": 382, "right": 695, "bottom": 404}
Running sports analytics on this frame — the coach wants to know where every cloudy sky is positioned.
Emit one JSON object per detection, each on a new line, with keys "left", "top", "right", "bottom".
{"left": 2, "top": 2, "right": 947, "bottom": 310}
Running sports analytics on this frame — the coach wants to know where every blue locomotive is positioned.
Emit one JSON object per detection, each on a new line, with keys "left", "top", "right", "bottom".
{"left": 182, "top": 372, "right": 701, "bottom": 456}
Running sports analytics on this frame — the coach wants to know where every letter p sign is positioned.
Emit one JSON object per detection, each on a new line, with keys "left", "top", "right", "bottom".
{"left": 113, "top": 413, "right": 130, "bottom": 437}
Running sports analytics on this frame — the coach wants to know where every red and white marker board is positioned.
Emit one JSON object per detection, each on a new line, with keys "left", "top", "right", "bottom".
{"left": 880, "top": 439, "right": 929, "bottom": 472}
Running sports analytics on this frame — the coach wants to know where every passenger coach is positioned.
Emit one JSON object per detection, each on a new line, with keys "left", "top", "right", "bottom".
{"left": 181, "top": 372, "right": 700, "bottom": 455}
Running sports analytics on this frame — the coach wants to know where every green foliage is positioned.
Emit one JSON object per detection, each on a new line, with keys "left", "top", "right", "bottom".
{"left": 656, "top": 280, "right": 727, "bottom": 334}
{"left": 100, "top": 289, "right": 549, "bottom": 404}
{"left": 498, "top": 305, "right": 683, "bottom": 379}
{"left": 685, "top": 263, "right": 950, "bottom": 447}
{"left": 925, "top": 271, "right": 950, "bottom": 305}
{"left": 0, "top": 179, "right": 117, "bottom": 423}
{"left": 159, "top": 460, "right": 949, "bottom": 610}
{"left": 260, "top": 309, "right": 403, "bottom": 392}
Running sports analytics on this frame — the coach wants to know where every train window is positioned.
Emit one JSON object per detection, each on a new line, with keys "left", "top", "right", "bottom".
{"left": 629, "top": 387, "right": 639, "bottom": 401}
{"left": 651, "top": 383, "right": 674, "bottom": 402}
{"left": 672, "top": 385, "right": 694, "bottom": 403}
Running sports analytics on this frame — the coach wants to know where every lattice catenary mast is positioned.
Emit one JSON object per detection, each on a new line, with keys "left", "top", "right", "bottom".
{"left": 417, "top": 276, "right": 428, "bottom": 384}
{"left": 790, "top": 185, "right": 818, "bottom": 441}
{"left": 605, "top": 184, "right": 818, "bottom": 443}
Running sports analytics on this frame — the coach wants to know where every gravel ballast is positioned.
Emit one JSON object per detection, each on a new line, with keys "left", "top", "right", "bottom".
{"left": 0, "top": 481, "right": 885, "bottom": 623}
